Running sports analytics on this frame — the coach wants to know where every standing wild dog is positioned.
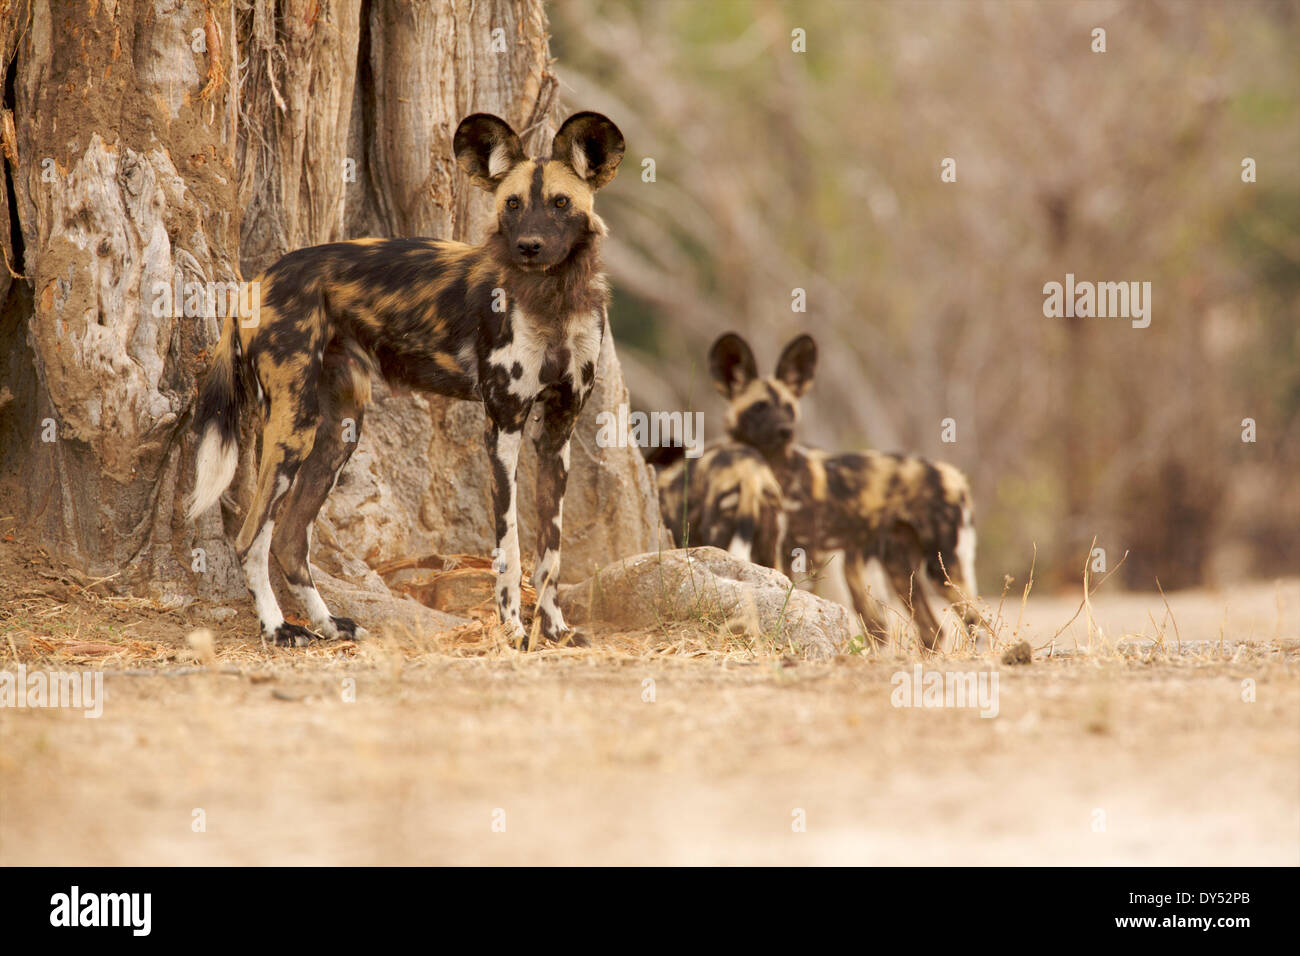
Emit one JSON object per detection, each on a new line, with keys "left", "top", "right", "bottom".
{"left": 709, "top": 332, "right": 980, "bottom": 649}
{"left": 187, "top": 111, "right": 625, "bottom": 648}
{"left": 651, "top": 442, "right": 785, "bottom": 568}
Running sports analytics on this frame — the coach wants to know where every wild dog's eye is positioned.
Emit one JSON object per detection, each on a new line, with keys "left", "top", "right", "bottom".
{"left": 506, "top": 197, "right": 520, "bottom": 210}
{"left": 554, "top": 196, "right": 568, "bottom": 208}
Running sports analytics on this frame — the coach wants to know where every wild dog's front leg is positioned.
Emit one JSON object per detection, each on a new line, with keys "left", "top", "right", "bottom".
{"left": 485, "top": 420, "right": 527, "bottom": 643}
{"left": 532, "top": 385, "right": 588, "bottom": 646}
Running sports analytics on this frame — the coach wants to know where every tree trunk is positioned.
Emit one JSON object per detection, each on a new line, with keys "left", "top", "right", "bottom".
{"left": 3, "top": 0, "right": 243, "bottom": 602}
{"left": 0, "top": 0, "right": 661, "bottom": 612}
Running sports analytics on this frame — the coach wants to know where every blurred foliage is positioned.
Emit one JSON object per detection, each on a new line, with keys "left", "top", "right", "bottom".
{"left": 552, "top": 0, "right": 1300, "bottom": 588}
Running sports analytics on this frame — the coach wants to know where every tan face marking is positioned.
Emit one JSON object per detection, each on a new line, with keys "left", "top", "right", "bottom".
{"left": 541, "top": 161, "right": 595, "bottom": 215}
{"left": 492, "top": 160, "right": 598, "bottom": 216}
{"left": 495, "top": 161, "right": 539, "bottom": 215}
{"left": 767, "top": 378, "right": 801, "bottom": 418}
{"left": 725, "top": 379, "right": 767, "bottom": 430}
{"left": 725, "top": 377, "right": 802, "bottom": 452}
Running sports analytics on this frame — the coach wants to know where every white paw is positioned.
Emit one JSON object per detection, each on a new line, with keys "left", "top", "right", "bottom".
{"left": 502, "top": 617, "right": 528, "bottom": 647}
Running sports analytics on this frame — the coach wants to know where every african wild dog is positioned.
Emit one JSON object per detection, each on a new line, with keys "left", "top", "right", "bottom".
{"left": 709, "top": 332, "right": 980, "bottom": 649}
{"left": 187, "top": 111, "right": 625, "bottom": 648}
{"left": 651, "top": 442, "right": 785, "bottom": 568}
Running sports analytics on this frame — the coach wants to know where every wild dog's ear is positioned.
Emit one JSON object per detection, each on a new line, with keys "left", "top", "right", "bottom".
{"left": 775, "top": 334, "right": 817, "bottom": 397}
{"left": 552, "top": 112, "right": 625, "bottom": 189}
{"left": 709, "top": 333, "right": 759, "bottom": 398}
{"left": 454, "top": 114, "right": 526, "bottom": 191}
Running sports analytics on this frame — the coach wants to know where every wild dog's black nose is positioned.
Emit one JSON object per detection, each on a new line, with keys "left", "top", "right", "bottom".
{"left": 777, "top": 424, "right": 794, "bottom": 440}
{"left": 517, "top": 238, "right": 543, "bottom": 257}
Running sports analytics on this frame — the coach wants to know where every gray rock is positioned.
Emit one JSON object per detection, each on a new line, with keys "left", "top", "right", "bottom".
{"left": 313, "top": 566, "right": 468, "bottom": 637}
{"left": 561, "top": 546, "right": 853, "bottom": 660}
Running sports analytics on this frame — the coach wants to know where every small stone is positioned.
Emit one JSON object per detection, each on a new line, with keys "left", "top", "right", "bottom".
{"left": 1001, "top": 640, "right": 1033, "bottom": 665}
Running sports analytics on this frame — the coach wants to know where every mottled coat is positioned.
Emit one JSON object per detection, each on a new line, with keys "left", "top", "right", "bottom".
{"left": 709, "top": 332, "right": 980, "bottom": 649}
{"left": 654, "top": 442, "right": 785, "bottom": 568}
{"left": 187, "top": 112, "right": 625, "bottom": 648}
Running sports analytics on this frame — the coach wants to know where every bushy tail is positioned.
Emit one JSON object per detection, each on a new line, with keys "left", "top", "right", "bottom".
{"left": 954, "top": 499, "right": 978, "bottom": 601}
{"left": 186, "top": 315, "right": 246, "bottom": 521}
{"left": 941, "top": 485, "right": 981, "bottom": 629}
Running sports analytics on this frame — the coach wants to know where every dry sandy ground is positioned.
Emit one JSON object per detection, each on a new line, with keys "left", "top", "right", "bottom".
{"left": 1, "top": 563, "right": 1297, "bottom": 865}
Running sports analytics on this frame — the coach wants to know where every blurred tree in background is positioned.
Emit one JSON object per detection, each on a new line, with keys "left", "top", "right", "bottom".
{"left": 551, "top": 0, "right": 1300, "bottom": 590}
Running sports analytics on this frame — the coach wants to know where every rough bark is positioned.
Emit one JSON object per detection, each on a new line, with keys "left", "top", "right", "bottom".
{"left": 3, "top": 0, "right": 242, "bottom": 603}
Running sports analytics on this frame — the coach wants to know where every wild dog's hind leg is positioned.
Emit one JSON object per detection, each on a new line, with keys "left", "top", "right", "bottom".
{"left": 234, "top": 397, "right": 318, "bottom": 647}
{"left": 271, "top": 362, "right": 366, "bottom": 640}
{"left": 532, "top": 384, "right": 587, "bottom": 646}
{"left": 882, "top": 552, "right": 945, "bottom": 652}
{"left": 844, "top": 552, "right": 893, "bottom": 648}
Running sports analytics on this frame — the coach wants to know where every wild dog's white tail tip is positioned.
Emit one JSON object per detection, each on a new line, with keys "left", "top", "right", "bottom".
{"left": 955, "top": 505, "right": 978, "bottom": 598}
{"left": 186, "top": 425, "right": 238, "bottom": 521}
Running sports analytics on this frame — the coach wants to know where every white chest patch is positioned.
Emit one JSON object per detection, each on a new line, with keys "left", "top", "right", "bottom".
{"left": 488, "top": 308, "right": 604, "bottom": 401}
{"left": 488, "top": 311, "right": 547, "bottom": 400}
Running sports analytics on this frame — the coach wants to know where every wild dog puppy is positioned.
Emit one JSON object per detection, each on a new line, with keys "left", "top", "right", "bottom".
{"left": 708, "top": 332, "right": 980, "bottom": 650}
{"left": 650, "top": 443, "right": 785, "bottom": 567}
{"left": 187, "top": 112, "right": 625, "bottom": 648}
